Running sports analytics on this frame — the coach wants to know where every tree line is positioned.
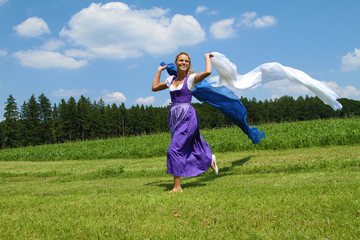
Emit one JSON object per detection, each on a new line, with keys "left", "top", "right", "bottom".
{"left": 0, "top": 93, "right": 359, "bottom": 149}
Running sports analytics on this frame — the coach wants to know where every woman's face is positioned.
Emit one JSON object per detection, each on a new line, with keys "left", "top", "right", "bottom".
{"left": 175, "top": 54, "right": 190, "bottom": 72}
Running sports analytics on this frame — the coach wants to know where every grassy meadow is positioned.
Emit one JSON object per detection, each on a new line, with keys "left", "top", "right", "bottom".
{"left": 0, "top": 117, "right": 359, "bottom": 239}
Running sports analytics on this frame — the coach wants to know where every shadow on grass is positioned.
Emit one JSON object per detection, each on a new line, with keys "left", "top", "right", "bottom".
{"left": 146, "top": 156, "right": 252, "bottom": 192}
{"left": 219, "top": 156, "right": 252, "bottom": 175}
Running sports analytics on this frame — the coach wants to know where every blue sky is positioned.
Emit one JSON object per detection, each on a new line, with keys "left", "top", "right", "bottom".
{"left": 1, "top": 0, "right": 360, "bottom": 118}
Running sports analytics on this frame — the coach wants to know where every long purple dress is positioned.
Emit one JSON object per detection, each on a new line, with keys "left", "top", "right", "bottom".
{"left": 167, "top": 75, "right": 212, "bottom": 177}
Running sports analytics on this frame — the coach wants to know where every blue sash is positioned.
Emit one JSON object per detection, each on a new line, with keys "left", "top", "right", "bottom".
{"left": 160, "top": 62, "right": 265, "bottom": 144}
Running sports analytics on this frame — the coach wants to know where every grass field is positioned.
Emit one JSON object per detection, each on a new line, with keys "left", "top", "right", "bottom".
{"left": 0, "top": 118, "right": 359, "bottom": 239}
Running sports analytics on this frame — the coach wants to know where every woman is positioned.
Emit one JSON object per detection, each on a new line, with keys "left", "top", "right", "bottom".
{"left": 152, "top": 52, "right": 218, "bottom": 193}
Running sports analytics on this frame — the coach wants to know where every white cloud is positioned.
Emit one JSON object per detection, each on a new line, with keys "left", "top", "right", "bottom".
{"left": 196, "top": 5, "right": 217, "bottom": 15}
{"left": 0, "top": 49, "right": 7, "bottom": 56}
{"left": 263, "top": 80, "right": 311, "bottom": 96}
{"left": 60, "top": 2, "right": 205, "bottom": 60}
{"left": 100, "top": 90, "right": 126, "bottom": 103}
{"left": 271, "top": 95, "right": 280, "bottom": 100}
{"left": 196, "top": 5, "right": 208, "bottom": 14}
{"left": 253, "top": 15, "right": 277, "bottom": 28}
{"left": 238, "top": 12, "right": 277, "bottom": 28}
{"left": 163, "top": 98, "right": 171, "bottom": 107}
{"left": 0, "top": 0, "right": 8, "bottom": 7}
{"left": 209, "top": 12, "right": 276, "bottom": 39}
{"left": 262, "top": 80, "right": 360, "bottom": 100}
{"left": 13, "top": 50, "right": 88, "bottom": 69}
{"left": 134, "top": 96, "right": 155, "bottom": 105}
{"left": 210, "top": 18, "right": 236, "bottom": 39}
{"left": 325, "top": 81, "right": 360, "bottom": 99}
{"left": 341, "top": 48, "right": 360, "bottom": 71}
{"left": 40, "top": 39, "right": 66, "bottom": 51}
{"left": 13, "top": 17, "right": 50, "bottom": 37}
{"left": 52, "top": 88, "right": 88, "bottom": 97}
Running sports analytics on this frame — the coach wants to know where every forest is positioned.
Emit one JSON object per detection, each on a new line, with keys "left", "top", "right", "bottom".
{"left": 0, "top": 93, "right": 359, "bottom": 149}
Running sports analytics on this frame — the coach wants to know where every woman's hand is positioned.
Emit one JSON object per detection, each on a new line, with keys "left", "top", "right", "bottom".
{"left": 157, "top": 65, "right": 167, "bottom": 72}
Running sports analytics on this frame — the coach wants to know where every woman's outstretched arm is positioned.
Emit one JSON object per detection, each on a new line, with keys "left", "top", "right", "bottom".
{"left": 194, "top": 53, "right": 213, "bottom": 84}
{"left": 152, "top": 65, "right": 168, "bottom": 92}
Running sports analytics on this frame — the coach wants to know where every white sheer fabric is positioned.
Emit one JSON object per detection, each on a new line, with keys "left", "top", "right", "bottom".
{"left": 210, "top": 52, "right": 342, "bottom": 111}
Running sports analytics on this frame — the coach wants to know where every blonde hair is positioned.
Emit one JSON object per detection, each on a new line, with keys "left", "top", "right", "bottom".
{"left": 175, "top": 52, "right": 195, "bottom": 75}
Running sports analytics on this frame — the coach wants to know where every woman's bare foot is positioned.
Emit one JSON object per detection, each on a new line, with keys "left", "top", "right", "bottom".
{"left": 169, "top": 188, "right": 183, "bottom": 193}
{"left": 210, "top": 155, "right": 218, "bottom": 174}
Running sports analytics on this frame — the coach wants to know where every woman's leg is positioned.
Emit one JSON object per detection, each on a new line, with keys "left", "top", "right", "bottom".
{"left": 169, "top": 176, "right": 182, "bottom": 193}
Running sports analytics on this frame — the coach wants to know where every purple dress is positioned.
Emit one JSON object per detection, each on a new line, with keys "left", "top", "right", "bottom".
{"left": 167, "top": 75, "right": 212, "bottom": 177}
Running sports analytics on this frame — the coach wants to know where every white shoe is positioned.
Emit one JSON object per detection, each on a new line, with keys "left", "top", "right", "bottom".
{"left": 212, "top": 155, "right": 218, "bottom": 175}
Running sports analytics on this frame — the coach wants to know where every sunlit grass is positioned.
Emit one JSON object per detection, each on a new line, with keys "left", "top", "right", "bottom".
{"left": 0, "top": 118, "right": 359, "bottom": 239}
{"left": 0, "top": 117, "right": 359, "bottom": 161}
{"left": 1, "top": 145, "right": 359, "bottom": 239}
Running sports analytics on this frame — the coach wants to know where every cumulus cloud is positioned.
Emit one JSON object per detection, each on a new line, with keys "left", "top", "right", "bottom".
{"left": 52, "top": 88, "right": 88, "bottom": 97}
{"left": 238, "top": 12, "right": 277, "bottom": 28}
{"left": 210, "top": 18, "right": 236, "bottom": 39}
{"left": 196, "top": 5, "right": 217, "bottom": 15}
{"left": 100, "top": 90, "right": 126, "bottom": 103}
{"left": 262, "top": 80, "right": 360, "bottom": 100}
{"left": 13, "top": 17, "right": 50, "bottom": 37}
{"left": 263, "top": 80, "right": 311, "bottom": 96}
{"left": 0, "top": 49, "right": 7, "bottom": 56}
{"left": 163, "top": 98, "right": 171, "bottom": 107}
{"left": 341, "top": 48, "right": 360, "bottom": 71}
{"left": 40, "top": 39, "right": 66, "bottom": 51}
{"left": 60, "top": 2, "right": 205, "bottom": 60}
{"left": 210, "top": 11, "right": 276, "bottom": 39}
{"left": 196, "top": 5, "right": 208, "bottom": 14}
{"left": 134, "top": 96, "right": 155, "bottom": 105}
{"left": 13, "top": 50, "right": 88, "bottom": 69}
{"left": 325, "top": 81, "right": 360, "bottom": 99}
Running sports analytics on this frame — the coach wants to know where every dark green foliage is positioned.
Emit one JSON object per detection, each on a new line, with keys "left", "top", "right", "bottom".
{"left": 77, "top": 96, "right": 91, "bottom": 141}
{"left": 38, "top": 93, "right": 56, "bottom": 144}
{"left": 1, "top": 95, "right": 21, "bottom": 148}
{"left": 20, "top": 94, "right": 42, "bottom": 146}
{"left": 0, "top": 93, "right": 359, "bottom": 149}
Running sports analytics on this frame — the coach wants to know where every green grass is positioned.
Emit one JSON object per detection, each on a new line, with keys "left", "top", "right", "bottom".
{"left": 1, "top": 145, "right": 360, "bottom": 239}
{"left": 0, "top": 117, "right": 359, "bottom": 161}
{"left": 0, "top": 118, "right": 360, "bottom": 239}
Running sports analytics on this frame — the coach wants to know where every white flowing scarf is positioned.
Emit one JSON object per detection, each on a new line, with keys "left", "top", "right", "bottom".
{"left": 210, "top": 52, "right": 342, "bottom": 111}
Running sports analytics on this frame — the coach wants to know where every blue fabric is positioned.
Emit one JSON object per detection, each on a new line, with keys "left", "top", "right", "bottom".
{"left": 162, "top": 62, "right": 265, "bottom": 144}
{"left": 193, "top": 80, "right": 265, "bottom": 144}
{"left": 160, "top": 62, "right": 177, "bottom": 76}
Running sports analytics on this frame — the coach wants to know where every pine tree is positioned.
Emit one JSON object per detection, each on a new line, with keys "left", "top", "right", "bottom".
{"left": 89, "top": 98, "right": 106, "bottom": 139}
{"left": 119, "top": 103, "right": 126, "bottom": 136}
{"left": 110, "top": 103, "right": 121, "bottom": 137}
{"left": 66, "top": 97, "right": 79, "bottom": 141}
{"left": 78, "top": 96, "right": 91, "bottom": 141}
{"left": 20, "top": 94, "right": 41, "bottom": 146}
{"left": 2, "top": 94, "right": 21, "bottom": 148}
{"left": 38, "top": 93, "right": 55, "bottom": 144}
{"left": 56, "top": 99, "right": 67, "bottom": 142}
{"left": 104, "top": 104, "right": 113, "bottom": 138}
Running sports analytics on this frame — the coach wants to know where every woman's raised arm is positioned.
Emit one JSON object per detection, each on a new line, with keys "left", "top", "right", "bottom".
{"left": 152, "top": 65, "right": 168, "bottom": 92}
{"left": 194, "top": 53, "right": 213, "bottom": 84}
